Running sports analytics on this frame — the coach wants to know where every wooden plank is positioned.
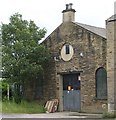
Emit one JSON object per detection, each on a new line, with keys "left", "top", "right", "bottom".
{"left": 45, "top": 99, "right": 59, "bottom": 113}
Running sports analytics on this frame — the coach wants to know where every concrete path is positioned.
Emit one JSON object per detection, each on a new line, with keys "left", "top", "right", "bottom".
{"left": 1, "top": 112, "right": 103, "bottom": 119}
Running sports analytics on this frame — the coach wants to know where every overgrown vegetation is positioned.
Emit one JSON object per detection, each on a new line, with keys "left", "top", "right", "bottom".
{"left": 2, "top": 100, "right": 46, "bottom": 113}
{"left": 1, "top": 80, "right": 46, "bottom": 114}
{"left": 0, "top": 80, "right": 11, "bottom": 101}
{"left": 102, "top": 112, "right": 116, "bottom": 118}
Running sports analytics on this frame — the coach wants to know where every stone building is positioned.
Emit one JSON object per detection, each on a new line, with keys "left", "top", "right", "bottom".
{"left": 106, "top": 14, "right": 116, "bottom": 114}
{"left": 42, "top": 3, "right": 108, "bottom": 113}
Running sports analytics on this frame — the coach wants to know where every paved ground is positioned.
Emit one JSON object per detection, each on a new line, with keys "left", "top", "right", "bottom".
{"left": 1, "top": 112, "right": 115, "bottom": 120}
{"left": 1, "top": 112, "right": 102, "bottom": 118}
{"left": 1, "top": 118, "right": 115, "bottom": 120}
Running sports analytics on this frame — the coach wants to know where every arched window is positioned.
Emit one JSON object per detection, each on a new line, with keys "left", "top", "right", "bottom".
{"left": 95, "top": 67, "right": 107, "bottom": 99}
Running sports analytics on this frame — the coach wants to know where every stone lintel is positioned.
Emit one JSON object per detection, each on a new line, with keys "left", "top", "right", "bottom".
{"left": 57, "top": 70, "right": 83, "bottom": 75}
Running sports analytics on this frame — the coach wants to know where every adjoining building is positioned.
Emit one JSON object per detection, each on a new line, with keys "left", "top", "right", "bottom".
{"left": 106, "top": 14, "right": 116, "bottom": 114}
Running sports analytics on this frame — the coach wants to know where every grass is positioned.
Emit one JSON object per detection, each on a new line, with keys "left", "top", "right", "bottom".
{"left": 102, "top": 112, "right": 116, "bottom": 118}
{"left": 1, "top": 100, "right": 46, "bottom": 114}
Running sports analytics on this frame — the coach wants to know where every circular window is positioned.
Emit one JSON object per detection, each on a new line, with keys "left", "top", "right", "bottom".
{"left": 61, "top": 44, "right": 74, "bottom": 61}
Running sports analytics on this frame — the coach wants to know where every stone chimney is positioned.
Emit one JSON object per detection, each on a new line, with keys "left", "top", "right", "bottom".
{"left": 62, "top": 3, "right": 76, "bottom": 22}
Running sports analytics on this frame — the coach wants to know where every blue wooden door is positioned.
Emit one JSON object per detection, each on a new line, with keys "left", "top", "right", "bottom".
{"left": 63, "top": 74, "right": 81, "bottom": 111}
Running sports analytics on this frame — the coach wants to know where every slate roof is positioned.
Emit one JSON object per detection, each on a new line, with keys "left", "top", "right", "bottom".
{"left": 106, "top": 14, "right": 116, "bottom": 22}
{"left": 74, "top": 22, "right": 106, "bottom": 39}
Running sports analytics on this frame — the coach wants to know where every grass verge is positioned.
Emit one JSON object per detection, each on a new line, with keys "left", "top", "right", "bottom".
{"left": 2, "top": 100, "right": 46, "bottom": 114}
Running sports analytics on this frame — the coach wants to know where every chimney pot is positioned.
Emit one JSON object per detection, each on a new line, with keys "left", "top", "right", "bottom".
{"left": 69, "top": 3, "right": 73, "bottom": 9}
{"left": 66, "top": 4, "right": 69, "bottom": 10}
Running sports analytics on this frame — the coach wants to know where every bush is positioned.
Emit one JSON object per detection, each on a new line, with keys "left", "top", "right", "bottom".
{"left": 12, "top": 82, "right": 23, "bottom": 104}
{"left": 0, "top": 80, "right": 10, "bottom": 101}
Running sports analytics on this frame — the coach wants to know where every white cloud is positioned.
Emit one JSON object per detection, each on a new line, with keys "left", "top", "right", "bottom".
{"left": 0, "top": 0, "right": 115, "bottom": 37}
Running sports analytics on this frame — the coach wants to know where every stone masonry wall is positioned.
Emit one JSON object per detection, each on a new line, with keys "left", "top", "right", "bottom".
{"left": 43, "top": 22, "right": 107, "bottom": 113}
{"left": 106, "top": 19, "right": 116, "bottom": 113}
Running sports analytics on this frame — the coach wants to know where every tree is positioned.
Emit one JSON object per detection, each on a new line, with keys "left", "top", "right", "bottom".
{"left": 1, "top": 13, "right": 51, "bottom": 100}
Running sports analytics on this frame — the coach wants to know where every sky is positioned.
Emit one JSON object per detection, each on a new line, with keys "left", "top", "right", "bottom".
{"left": 0, "top": 0, "right": 116, "bottom": 38}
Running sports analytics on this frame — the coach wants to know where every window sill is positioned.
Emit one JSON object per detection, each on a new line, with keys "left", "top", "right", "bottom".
{"left": 93, "top": 97, "right": 107, "bottom": 101}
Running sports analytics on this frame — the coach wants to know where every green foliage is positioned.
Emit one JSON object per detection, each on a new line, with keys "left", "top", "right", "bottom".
{"left": 0, "top": 80, "right": 9, "bottom": 100}
{"left": 0, "top": 80, "right": 8, "bottom": 91}
{"left": 2, "top": 13, "right": 51, "bottom": 84}
{"left": 12, "top": 82, "right": 23, "bottom": 104}
{"left": 2, "top": 100, "right": 46, "bottom": 113}
{"left": 102, "top": 112, "right": 116, "bottom": 118}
